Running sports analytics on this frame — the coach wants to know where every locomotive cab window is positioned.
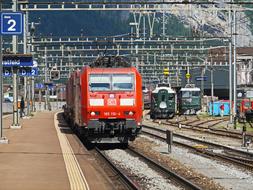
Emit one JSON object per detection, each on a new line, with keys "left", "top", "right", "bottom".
{"left": 246, "top": 90, "right": 253, "bottom": 98}
{"left": 192, "top": 91, "right": 200, "bottom": 96}
{"left": 112, "top": 74, "right": 134, "bottom": 91}
{"left": 182, "top": 91, "right": 190, "bottom": 98}
{"left": 89, "top": 74, "right": 111, "bottom": 91}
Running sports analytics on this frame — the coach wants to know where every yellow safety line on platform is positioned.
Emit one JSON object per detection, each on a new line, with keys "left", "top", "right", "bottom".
{"left": 54, "top": 112, "right": 90, "bottom": 190}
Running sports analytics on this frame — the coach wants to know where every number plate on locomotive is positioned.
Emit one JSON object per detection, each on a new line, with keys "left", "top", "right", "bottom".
{"left": 104, "top": 112, "right": 121, "bottom": 116}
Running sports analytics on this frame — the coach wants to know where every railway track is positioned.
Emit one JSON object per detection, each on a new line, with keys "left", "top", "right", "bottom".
{"left": 94, "top": 147, "right": 139, "bottom": 190}
{"left": 152, "top": 117, "right": 247, "bottom": 139}
{"left": 96, "top": 146, "right": 202, "bottom": 190}
{"left": 65, "top": 111, "right": 198, "bottom": 190}
{"left": 142, "top": 124, "right": 253, "bottom": 171}
{"left": 73, "top": 116, "right": 201, "bottom": 189}
{"left": 126, "top": 147, "right": 202, "bottom": 190}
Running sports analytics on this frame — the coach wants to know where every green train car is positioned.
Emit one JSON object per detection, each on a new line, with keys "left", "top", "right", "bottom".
{"left": 150, "top": 84, "right": 176, "bottom": 119}
{"left": 179, "top": 85, "right": 201, "bottom": 114}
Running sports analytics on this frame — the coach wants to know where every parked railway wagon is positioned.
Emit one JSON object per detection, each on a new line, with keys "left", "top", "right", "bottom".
{"left": 179, "top": 84, "right": 201, "bottom": 114}
{"left": 64, "top": 56, "right": 143, "bottom": 144}
{"left": 237, "top": 87, "right": 253, "bottom": 122}
{"left": 65, "top": 72, "right": 76, "bottom": 121}
{"left": 150, "top": 83, "right": 176, "bottom": 119}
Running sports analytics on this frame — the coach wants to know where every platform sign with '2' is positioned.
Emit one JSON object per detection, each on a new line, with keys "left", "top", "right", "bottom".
{"left": 19, "top": 68, "right": 38, "bottom": 76}
{"left": 1, "top": 12, "right": 23, "bottom": 35}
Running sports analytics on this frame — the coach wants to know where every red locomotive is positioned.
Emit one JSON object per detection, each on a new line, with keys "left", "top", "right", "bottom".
{"left": 237, "top": 88, "right": 253, "bottom": 122}
{"left": 64, "top": 56, "right": 143, "bottom": 144}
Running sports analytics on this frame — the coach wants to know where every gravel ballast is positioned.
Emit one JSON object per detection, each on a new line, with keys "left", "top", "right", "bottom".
{"left": 140, "top": 135, "right": 253, "bottom": 190}
{"left": 105, "top": 149, "right": 182, "bottom": 190}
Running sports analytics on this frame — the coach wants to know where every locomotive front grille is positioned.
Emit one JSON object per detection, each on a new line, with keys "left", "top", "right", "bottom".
{"left": 87, "top": 119, "right": 138, "bottom": 130}
{"left": 85, "top": 119, "right": 140, "bottom": 141}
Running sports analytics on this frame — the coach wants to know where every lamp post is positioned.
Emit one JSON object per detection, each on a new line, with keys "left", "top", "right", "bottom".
{"left": 0, "top": 0, "right": 8, "bottom": 143}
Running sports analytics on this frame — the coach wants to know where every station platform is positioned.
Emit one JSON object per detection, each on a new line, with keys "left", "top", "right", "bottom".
{"left": 0, "top": 111, "right": 114, "bottom": 190}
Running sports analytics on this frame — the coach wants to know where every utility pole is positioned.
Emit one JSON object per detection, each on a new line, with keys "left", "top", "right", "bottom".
{"left": 0, "top": 0, "right": 8, "bottom": 143}
{"left": 176, "top": 61, "right": 179, "bottom": 87}
{"left": 229, "top": 2, "right": 233, "bottom": 125}
{"left": 210, "top": 62, "right": 214, "bottom": 116}
{"left": 23, "top": 11, "right": 27, "bottom": 116}
{"left": 44, "top": 47, "right": 48, "bottom": 110}
{"left": 27, "top": 14, "right": 31, "bottom": 116}
{"left": 143, "top": 13, "right": 146, "bottom": 44}
{"left": 233, "top": 9, "right": 237, "bottom": 128}
{"left": 210, "top": 59, "right": 214, "bottom": 101}
{"left": 129, "top": 23, "right": 134, "bottom": 66}
{"left": 186, "top": 54, "right": 190, "bottom": 84}
{"left": 30, "top": 22, "right": 37, "bottom": 112}
{"left": 135, "top": 45, "right": 139, "bottom": 71}
{"left": 187, "top": 65, "right": 190, "bottom": 84}
{"left": 201, "top": 67, "right": 205, "bottom": 112}
{"left": 11, "top": 0, "right": 21, "bottom": 128}
{"left": 23, "top": 10, "right": 30, "bottom": 118}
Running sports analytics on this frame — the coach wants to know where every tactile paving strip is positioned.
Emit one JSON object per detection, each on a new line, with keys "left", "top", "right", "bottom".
{"left": 54, "top": 112, "right": 90, "bottom": 190}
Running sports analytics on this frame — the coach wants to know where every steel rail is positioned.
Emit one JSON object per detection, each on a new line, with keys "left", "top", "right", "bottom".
{"left": 161, "top": 120, "right": 239, "bottom": 138}
{"left": 141, "top": 130, "right": 253, "bottom": 171}
{"left": 94, "top": 147, "right": 139, "bottom": 190}
{"left": 127, "top": 147, "right": 202, "bottom": 190}
{"left": 142, "top": 124, "right": 253, "bottom": 158}
{"left": 156, "top": 119, "right": 244, "bottom": 139}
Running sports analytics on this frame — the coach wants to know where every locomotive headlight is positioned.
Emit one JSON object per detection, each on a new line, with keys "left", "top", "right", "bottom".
{"left": 90, "top": 111, "right": 100, "bottom": 116}
{"left": 124, "top": 111, "right": 135, "bottom": 116}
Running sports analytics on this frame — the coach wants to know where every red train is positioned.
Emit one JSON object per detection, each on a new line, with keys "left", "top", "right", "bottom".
{"left": 237, "top": 87, "right": 253, "bottom": 122}
{"left": 64, "top": 57, "right": 143, "bottom": 144}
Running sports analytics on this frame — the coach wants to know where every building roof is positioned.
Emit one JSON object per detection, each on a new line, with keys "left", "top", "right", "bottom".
{"left": 152, "top": 87, "right": 175, "bottom": 93}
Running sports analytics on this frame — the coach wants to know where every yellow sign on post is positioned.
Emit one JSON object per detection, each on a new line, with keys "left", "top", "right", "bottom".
{"left": 186, "top": 73, "right": 191, "bottom": 79}
{"left": 163, "top": 68, "right": 169, "bottom": 76}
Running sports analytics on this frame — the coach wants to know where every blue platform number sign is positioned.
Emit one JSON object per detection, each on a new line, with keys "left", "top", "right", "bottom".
{"left": 3, "top": 68, "right": 12, "bottom": 77}
{"left": 1, "top": 12, "right": 23, "bottom": 35}
{"left": 4, "top": 70, "right": 10, "bottom": 76}
{"left": 20, "top": 69, "right": 27, "bottom": 76}
{"left": 18, "top": 68, "right": 38, "bottom": 76}
{"left": 30, "top": 68, "right": 38, "bottom": 76}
